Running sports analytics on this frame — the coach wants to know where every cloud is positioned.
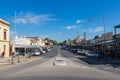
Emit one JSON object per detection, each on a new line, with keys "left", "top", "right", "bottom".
{"left": 56, "top": 32, "right": 62, "bottom": 35}
{"left": 59, "top": 19, "right": 83, "bottom": 30}
{"left": 76, "top": 20, "right": 83, "bottom": 24}
{"left": 89, "top": 26, "right": 104, "bottom": 33}
{"left": 40, "top": 32, "right": 62, "bottom": 38}
{"left": 66, "top": 25, "right": 78, "bottom": 30}
{"left": 60, "top": 25, "right": 81, "bottom": 30}
{"left": 13, "top": 12, "right": 57, "bottom": 25}
{"left": 52, "top": 32, "right": 62, "bottom": 37}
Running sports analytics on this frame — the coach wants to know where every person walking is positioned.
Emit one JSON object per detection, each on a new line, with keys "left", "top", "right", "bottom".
{"left": 2, "top": 51, "right": 4, "bottom": 58}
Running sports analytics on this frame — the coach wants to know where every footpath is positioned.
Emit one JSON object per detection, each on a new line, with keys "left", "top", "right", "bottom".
{"left": 0, "top": 56, "right": 40, "bottom": 71}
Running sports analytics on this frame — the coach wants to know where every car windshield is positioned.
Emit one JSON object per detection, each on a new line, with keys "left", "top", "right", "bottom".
{"left": 0, "top": 0, "right": 120, "bottom": 80}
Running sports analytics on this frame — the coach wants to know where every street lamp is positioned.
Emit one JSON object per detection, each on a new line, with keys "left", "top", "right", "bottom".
{"left": 89, "top": 12, "right": 107, "bottom": 63}
{"left": 102, "top": 12, "right": 107, "bottom": 63}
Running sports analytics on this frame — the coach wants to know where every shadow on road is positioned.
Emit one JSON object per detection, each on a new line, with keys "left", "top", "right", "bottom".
{"left": 0, "top": 76, "right": 107, "bottom": 80}
{"left": 77, "top": 56, "right": 120, "bottom": 68}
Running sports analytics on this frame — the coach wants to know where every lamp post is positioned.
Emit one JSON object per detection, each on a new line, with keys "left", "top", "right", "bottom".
{"left": 103, "top": 12, "right": 107, "bottom": 63}
{"left": 89, "top": 12, "right": 107, "bottom": 63}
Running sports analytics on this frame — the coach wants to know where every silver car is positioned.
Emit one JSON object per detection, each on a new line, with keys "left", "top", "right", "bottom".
{"left": 85, "top": 51, "right": 99, "bottom": 57}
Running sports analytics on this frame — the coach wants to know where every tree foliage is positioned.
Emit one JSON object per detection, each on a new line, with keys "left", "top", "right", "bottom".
{"left": 44, "top": 38, "right": 58, "bottom": 45}
{"left": 94, "top": 35, "right": 99, "bottom": 39}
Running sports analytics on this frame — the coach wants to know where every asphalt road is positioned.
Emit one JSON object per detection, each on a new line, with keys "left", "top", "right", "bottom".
{"left": 0, "top": 45, "right": 120, "bottom": 80}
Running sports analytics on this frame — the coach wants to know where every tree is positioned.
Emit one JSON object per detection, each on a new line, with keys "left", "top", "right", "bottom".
{"left": 68, "top": 38, "right": 73, "bottom": 45}
{"left": 44, "top": 38, "right": 58, "bottom": 45}
{"left": 52, "top": 40, "right": 58, "bottom": 45}
{"left": 94, "top": 35, "right": 99, "bottom": 39}
{"left": 44, "top": 38, "right": 50, "bottom": 41}
{"left": 68, "top": 38, "right": 71, "bottom": 42}
{"left": 63, "top": 40, "right": 67, "bottom": 44}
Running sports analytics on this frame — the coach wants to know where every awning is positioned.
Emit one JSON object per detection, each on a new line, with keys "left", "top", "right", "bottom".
{"left": 115, "top": 24, "right": 120, "bottom": 28}
{"left": 14, "top": 44, "right": 43, "bottom": 48}
{"left": 97, "top": 40, "right": 115, "bottom": 44}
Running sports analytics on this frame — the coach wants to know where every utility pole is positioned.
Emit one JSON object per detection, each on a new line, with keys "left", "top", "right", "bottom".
{"left": 103, "top": 12, "right": 107, "bottom": 63}
{"left": 89, "top": 12, "right": 107, "bottom": 63}
{"left": 14, "top": 11, "right": 17, "bottom": 37}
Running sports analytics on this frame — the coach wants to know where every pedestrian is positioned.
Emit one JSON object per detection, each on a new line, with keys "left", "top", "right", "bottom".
{"left": 13, "top": 52, "right": 17, "bottom": 61}
{"left": 12, "top": 52, "right": 15, "bottom": 58}
{"left": 2, "top": 51, "right": 4, "bottom": 58}
{"left": 11, "top": 52, "right": 14, "bottom": 64}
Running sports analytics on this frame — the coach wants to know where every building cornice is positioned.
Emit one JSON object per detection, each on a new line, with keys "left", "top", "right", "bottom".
{"left": 0, "top": 40, "right": 9, "bottom": 42}
{"left": 0, "top": 19, "right": 10, "bottom": 26}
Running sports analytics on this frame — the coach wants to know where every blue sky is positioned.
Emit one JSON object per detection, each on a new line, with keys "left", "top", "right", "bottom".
{"left": 0, "top": 0, "right": 120, "bottom": 42}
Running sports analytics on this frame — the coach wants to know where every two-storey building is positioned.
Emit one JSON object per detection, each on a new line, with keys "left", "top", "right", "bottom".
{"left": 0, "top": 19, "right": 10, "bottom": 57}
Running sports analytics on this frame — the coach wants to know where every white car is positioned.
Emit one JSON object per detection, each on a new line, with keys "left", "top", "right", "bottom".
{"left": 40, "top": 50, "right": 46, "bottom": 54}
{"left": 34, "top": 50, "right": 41, "bottom": 56}
{"left": 85, "top": 51, "right": 99, "bottom": 57}
{"left": 76, "top": 49, "right": 85, "bottom": 55}
{"left": 47, "top": 48, "right": 52, "bottom": 52}
{"left": 42, "top": 50, "right": 46, "bottom": 54}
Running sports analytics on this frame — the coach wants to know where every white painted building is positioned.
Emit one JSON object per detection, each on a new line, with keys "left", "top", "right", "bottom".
{"left": 10, "top": 36, "right": 45, "bottom": 55}
{"left": 0, "top": 19, "right": 10, "bottom": 57}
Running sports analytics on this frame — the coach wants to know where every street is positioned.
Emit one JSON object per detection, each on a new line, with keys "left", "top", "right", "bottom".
{"left": 0, "top": 46, "right": 120, "bottom": 80}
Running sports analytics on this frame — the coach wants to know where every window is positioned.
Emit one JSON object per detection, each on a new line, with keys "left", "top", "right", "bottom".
{"left": 3, "top": 30, "right": 7, "bottom": 40}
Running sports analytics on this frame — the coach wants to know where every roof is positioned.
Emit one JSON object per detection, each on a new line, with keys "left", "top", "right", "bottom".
{"left": 26, "top": 37, "right": 39, "bottom": 40}
{"left": 97, "top": 40, "right": 114, "bottom": 44}
{"left": 115, "top": 24, "right": 120, "bottom": 28}
{"left": 0, "top": 18, "right": 10, "bottom": 26}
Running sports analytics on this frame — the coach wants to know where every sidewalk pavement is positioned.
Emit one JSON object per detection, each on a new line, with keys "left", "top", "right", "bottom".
{"left": 0, "top": 56, "right": 40, "bottom": 71}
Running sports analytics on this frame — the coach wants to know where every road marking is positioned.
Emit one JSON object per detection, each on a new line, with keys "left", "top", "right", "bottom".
{"left": 54, "top": 59, "right": 67, "bottom": 66}
{"left": 53, "top": 46, "right": 67, "bottom": 66}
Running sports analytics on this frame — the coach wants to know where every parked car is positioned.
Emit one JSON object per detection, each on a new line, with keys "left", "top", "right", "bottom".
{"left": 61, "top": 45, "right": 66, "bottom": 49}
{"left": 26, "top": 52, "right": 32, "bottom": 58}
{"left": 69, "top": 48, "right": 77, "bottom": 52}
{"left": 47, "top": 48, "right": 52, "bottom": 52}
{"left": 40, "top": 50, "right": 46, "bottom": 54}
{"left": 45, "top": 48, "right": 52, "bottom": 52}
{"left": 76, "top": 49, "right": 86, "bottom": 55}
{"left": 33, "top": 50, "right": 41, "bottom": 56}
{"left": 85, "top": 51, "right": 99, "bottom": 57}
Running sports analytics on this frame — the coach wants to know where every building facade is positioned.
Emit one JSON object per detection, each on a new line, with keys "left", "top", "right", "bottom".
{"left": 10, "top": 36, "right": 31, "bottom": 54}
{"left": 26, "top": 37, "right": 45, "bottom": 46}
{"left": 10, "top": 36, "right": 45, "bottom": 55}
{"left": 74, "top": 35, "right": 81, "bottom": 46}
{"left": 0, "top": 19, "right": 10, "bottom": 57}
